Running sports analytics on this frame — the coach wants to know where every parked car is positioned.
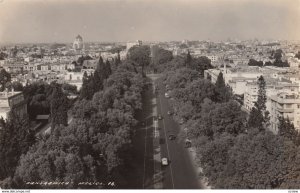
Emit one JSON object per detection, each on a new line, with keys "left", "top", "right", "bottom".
{"left": 185, "top": 139, "right": 192, "bottom": 148}
{"left": 166, "top": 84, "right": 170, "bottom": 90}
{"left": 165, "top": 92, "right": 170, "bottom": 98}
{"left": 161, "top": 158, "right": 169, "bottom": 166}
{"left": 168, "top": 134, "right": 176, "bottom": 140}
{"left": 158, "top": 114, "right": 163, "bottom": 120}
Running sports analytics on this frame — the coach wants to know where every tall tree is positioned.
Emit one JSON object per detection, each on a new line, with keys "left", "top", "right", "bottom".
{"left": 81, "top": 72, "right": 96, "bottom": 100}
{"left": 50, "top": 84, "right": 68, "bottom": 130}
{"left": 127, "top": 45, "right": 150, "bottom": 73}
{"left": 94, "top": 57, "right": 105, "bottom": 92}
{"left": 248, "top": 75, "right": 269, "bottom": 130}
{"left": 105, "top": 60, "right": 112, "bottom": 79}
{"left": 186, "top": 50, "right": 192, "bottom": 67}
{"left": 116, "top": 52, "right": 121, "bottom": 66}
{"left": 257, "top": 76, "right": 267, "bottom": 112}
{"left": 214, "top": 72, "right": 232, "bottom": 102}
{"left": 278, "top": 116, "right": 300, "bottom": 145}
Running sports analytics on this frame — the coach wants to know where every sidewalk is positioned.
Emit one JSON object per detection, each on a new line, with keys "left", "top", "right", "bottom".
{"left": 186, "top": 147, "right": 211, "bottom": 189}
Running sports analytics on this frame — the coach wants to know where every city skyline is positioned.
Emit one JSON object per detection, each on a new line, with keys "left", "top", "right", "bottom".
{"left": 0, "top": 0, "right": 299, "bottom": 43}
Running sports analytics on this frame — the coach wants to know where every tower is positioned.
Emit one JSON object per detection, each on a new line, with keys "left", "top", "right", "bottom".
{"left": 73, "top": 35, "right": 84, "bottom": 50}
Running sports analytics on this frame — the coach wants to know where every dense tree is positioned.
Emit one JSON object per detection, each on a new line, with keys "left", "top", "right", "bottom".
{"left": 105, "top": 60, "right": 112, "bottom": 79}
{"left": 93, "top": 57, "right": 105, "bottom": 92}
{"left": 0, "top": 52, "right": 8, "bottom": 60}
{"left": 278, "top": 116, "right": 300, "bottom": 145}
{"left": 215, "top": 72, "right": 232, "bottom": 102}
{"left": 109, "top": 46, "right": 126, "bottom": 54}
{"left": 190, "top": 56, "right": 212, "bottom": 76}
{"left": 295, "top": 51, "right": 300, "bottom": 60}
{"left": 23, "top": 82, "right": 53, "bottom": 120}
{"left": 115, "top": 52, "right": 121, "bottom": 66}
{"left": 0, "top": 111, "right": 35, "bottom": 181}
{"left": 80, "top": 72, "right": 95, "bottom": 100}
{"left": 0, "top": 69, "right": 11, "bottom": 91}
{"left": 274, "top": 49, "right": 283, "bottom": 61}
{"left": 247, "top": 106, "right": 264, "bottom": 131}
{"left": 12, "top": 82, "right": 24, "bottom": 91}
{"left": 13, "top": 57, "right": 147, "bottom": 189}
{"left": 151, "top": 47, "right": 173, "bottom": 72}
{"left": 77, "top": 55, "right": 93, "bottom": 66}
{"left": 159, "top": 55, "right": 300, "bottom": 189}
{"left": 186, "top": 50, "right": 192, "bottom": 67}
{"left": 248, "top": 59, "right": 263, "bottom": 67}
{"left": 248, "top": 76, "right": 269, "bottom": 130}
{"left": 50, "top": 83, "right": 68, "bottom": 130}
{"left": 62, "top": 83, "right": 78, "bottom": 94}
{"left": 164, "top": 68, "right": 199, "bottom": 89}
{"left": 127, "top": 45, "right": 150, "bottom": 73}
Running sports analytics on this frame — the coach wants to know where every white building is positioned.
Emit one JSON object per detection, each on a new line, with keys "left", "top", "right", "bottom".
{"left": 269, "top": 92, "right": 300, "bottom": 133}
{"left": 0, "top": 91, "right": 27, "bottom": 120}
{"left": 126, "top": 40, "right": 142, "bottom": 51}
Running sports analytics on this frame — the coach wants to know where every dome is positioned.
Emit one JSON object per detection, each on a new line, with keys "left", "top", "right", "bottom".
{"left": 75, "top": 35, "right": 83, "bottom": 40}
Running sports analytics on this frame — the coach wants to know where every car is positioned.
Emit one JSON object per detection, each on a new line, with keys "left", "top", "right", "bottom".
{"left": 158, "top": 114, "right": 163, "bottom": 120}
{"left": 161, "top": 158, "right": 169, "bottom": 166}
{"left": 168, "top": 134, "right": 176, "bottom": 140}
{"left": 179, "top": 118, "right": 185, "bottom": 125}
{"left": 165, "top": 93, "right": 170, "bottom": 98}
{"left": 167, "top": 111, "right": 173, "bottom": 115}
{"left": 185, "top": 139, "right": 192, "bottom": 148}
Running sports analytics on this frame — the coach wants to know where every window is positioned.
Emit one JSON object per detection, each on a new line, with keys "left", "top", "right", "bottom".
{"left": 285, "top": 104, "right": 292, "bottom": 109}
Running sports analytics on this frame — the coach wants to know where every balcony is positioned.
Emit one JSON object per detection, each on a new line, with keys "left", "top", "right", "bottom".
{"left": 276, "top": 107, "right": 294, "bottom": 113}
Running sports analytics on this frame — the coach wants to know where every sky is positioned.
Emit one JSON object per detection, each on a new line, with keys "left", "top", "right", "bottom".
{"left": 0, "top": 0, "right": 299, "bottom": 43}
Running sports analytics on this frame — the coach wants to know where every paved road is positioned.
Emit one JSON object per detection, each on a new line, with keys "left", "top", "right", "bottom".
{"left": 126, "top": 74, "right": 202, "bottom": 189}
{"left": 155, "top": 78, "right": 203, "bottom": 189}
{"left": 126, "top": 83, "right": 155, "bottom": 188}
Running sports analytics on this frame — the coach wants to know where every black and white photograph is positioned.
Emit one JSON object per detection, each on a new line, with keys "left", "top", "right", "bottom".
{"left": 0, "top": 0, "right": 300, "bottom": 191}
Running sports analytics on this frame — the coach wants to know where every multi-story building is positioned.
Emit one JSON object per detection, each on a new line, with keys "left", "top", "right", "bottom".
{"left": 2, "top": 63, "right": 24, "bottom": 73}
{"left": 51, "top": 63, "right": 66, "bottom": 72}
{"left": 204, "top": 69, "right": 220, "bottom": 84}
{"left": 0, "top": 90, "right": 27, "bottom": 120}
{"left": 82, "top": 60, "right": 98, "bottom": 69}
{"left": 243, "top": 79, "right": 299, "bottom": 112}
{"left": 207, "top": 55, "right": 219, "bottom": 63}
{"left": 64, "top": 71, "right": 85, "bottom": 91}
{"left": 269, "top": 92, "right": 300, "bottom": 133}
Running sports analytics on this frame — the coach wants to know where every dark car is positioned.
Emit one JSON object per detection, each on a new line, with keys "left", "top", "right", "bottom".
{"left": 185, "top": 139, "right": 192, "bottom": 148}
{"left": 168, "top": 134, "right": 176, "bottom": 140}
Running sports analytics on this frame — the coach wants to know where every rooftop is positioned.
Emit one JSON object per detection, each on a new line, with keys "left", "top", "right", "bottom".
{"left": 0, "top": 91, "right": 21, "bottom": 99}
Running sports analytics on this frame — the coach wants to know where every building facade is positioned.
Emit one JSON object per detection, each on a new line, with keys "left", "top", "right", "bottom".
{"left": 269, "top": 92, "right": 300, "bottom": 133}
{"left": 73, "top": 35, "right": 84, "bottom": 50}
{"left": 0, "top": 91, "right": 27, "bottom": 120}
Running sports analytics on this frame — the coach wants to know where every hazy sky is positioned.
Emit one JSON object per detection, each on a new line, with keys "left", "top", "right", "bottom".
{"left": 0, "top": 0, "right": 299, "bottom": 43}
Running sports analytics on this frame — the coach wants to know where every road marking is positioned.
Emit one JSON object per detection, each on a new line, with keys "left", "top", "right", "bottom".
{"left": 158, "top": 95, "right": 175, "bottom": 189}
{"left": 142, "top": 110, "right": 148, "bottom": 188}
